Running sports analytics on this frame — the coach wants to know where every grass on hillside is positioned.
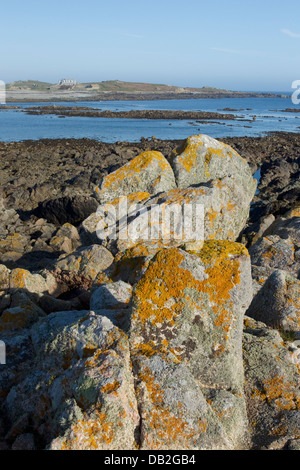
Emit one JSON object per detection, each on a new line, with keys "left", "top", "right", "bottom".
{"left": 6, "top": 80, "right": 53, "bottom": 90}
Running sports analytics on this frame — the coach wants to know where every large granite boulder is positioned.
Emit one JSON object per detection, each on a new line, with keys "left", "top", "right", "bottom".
{"left": 0, "top": 135, "right": 272, "bottom": 450}
{"left": 94, "top": 151, "right": 176, "bottom": 204}
{"left": 82, "top": 135, "right": 256, "bottom": 253}
{"left": 82, "top": 177, "right": 255, "bottom": 253}
{"left": 130, "top": 241, "right": 253, "bottom": 449}
{"left": 3, "top": 311, "right": 140, "bottom": 450}
{"left": 170, "top": 134, "right": 256, "bottom": 196}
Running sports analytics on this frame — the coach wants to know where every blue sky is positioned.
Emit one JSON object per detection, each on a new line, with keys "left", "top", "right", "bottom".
{"left": 1, "top": 0, "right": 300, "bottom": 91}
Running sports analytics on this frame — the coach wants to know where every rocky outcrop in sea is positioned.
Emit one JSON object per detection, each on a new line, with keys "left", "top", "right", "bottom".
{"left": 0, "top": 134, "right": 299, "bottom": 451}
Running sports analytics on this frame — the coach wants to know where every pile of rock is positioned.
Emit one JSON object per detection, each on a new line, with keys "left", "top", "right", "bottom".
{"left": 0, "top": 134, "right": 299, "bottom": 451}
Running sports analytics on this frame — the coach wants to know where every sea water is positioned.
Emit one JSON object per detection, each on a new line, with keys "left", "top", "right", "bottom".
{"left": 0, "top": 95, "right": 299, "bottom": 142}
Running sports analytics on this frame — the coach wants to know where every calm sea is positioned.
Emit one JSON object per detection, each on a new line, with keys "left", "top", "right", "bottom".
{"left": 0, "top": 95, "right": 299, "bottom": 142}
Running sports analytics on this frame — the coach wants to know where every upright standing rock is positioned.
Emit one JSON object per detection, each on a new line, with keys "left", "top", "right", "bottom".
{"left": 170, "top": 134, "right": 256, "bottom": 198}
{"left": 130, "top": 241, "right": 253, "bottom": 449}
{"left": 94, "top": 151, "right": 176, "bottom": 204}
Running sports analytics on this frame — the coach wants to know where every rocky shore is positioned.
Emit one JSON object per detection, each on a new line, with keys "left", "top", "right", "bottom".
{"left": 0, "top": 132, "right": 300, "bottom": 450}
{"left": 22, "top": 106, "right": 244, "bottom": 121}
{"left": 6, "top": 90, "right": 287, "bottom": 103}
{"left": 1, "top": 132, "right": 299, "bottom": 221}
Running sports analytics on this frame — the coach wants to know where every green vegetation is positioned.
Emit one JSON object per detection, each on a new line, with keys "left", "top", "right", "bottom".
{"left": 82, "top": 80, "right": 193, "bottom": 93}
{"left": 7, "top": 80, "right": 53, "bottom": 90}
{"left": 6, "top": 79, "right": 231, "bottom": 95}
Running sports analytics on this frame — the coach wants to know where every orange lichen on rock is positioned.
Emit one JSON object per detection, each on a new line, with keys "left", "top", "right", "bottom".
{"left": 132, "top": 248, "right": 199, "bottom": 329}
{"left": 9, "top": 268, "right": 28, "bottom": 289}
{"left": 285, "top": 207, "right": 300, "bottom": 218}
{"left": 173, "top": 137, "right": 202, "bottom": 173}
{"left": 110, "top": 191, "right": 151, "bottom": 207}
{"left": 194, "top": 241, "right": 248, "bottom": 339}
{"left": 131, "top": 241, "right": 249, "bottom": 360}
{"left": 101, "top": 381, "right": 121, "bottom": 395}
{"left": 101, "top": 152, "right": 171, "bottom": 189}
{"left": 171, "top": 135, "right": 248, "bottom": 182}
{"left": 207, "top": 208, "right": 219, "bottom": 229}
{"left": 252, "top": 375, "right": 300, "bottom": 411}
{"left": 60, "top": 408, "right": 117, "bottom": 450}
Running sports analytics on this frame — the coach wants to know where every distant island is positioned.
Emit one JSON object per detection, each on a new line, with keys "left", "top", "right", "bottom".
{"left": 5, "top": 79, "right": 288, "bottom": 102}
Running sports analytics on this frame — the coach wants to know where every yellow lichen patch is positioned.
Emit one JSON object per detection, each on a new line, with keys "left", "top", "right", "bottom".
{"left": 134, "top": 342, "right": 157, "bottom": 358}
{"left": 134, "top": 341, "right": 182, "bottom": 364}
{"left": 145, "top": 408, "right": 203, "bottom": 449}
{"left": 207, "top": 209, "right": 219, "bottom": 229}
{"left": 269, "top": 424, "right": 289, "bottom": 437}
{"left": 154, "top": 187, "right": 207, "bottom": 205}
{"left": 206, "top": 147, "right": 227, "bottom": 161}
{"left": 285, "top": 207, "right": 300, "bottom": 218}
{"left": 252, "top": 375, "right": 300, "bottom": 411}
{"left": 116, "top": 241, "right": 169, "bottom": 260}
{"left": 204, "top": 149, "right": 213, "bottom": 177}
{"left": 101, "top": 152, "right": 170, "bottom": 190}
{"left": 110, "top": 192, "right": 151, "bottom": 207}
{"left": 133, "top": 249, "right": 199, "bottom": 329}
{"left": 212, "top": 179, "right": 227, "bottom": 190}
{"left": 196, "top": 240, "right": 248, "bottom": 263}
{"left": 175, "top": 137, "right": 202, "bottom": 173}
{"left": 139, "top": 366, "right": 164, "bottom": 405}
{"left": 226, "top": 201, "right": 237, "bottom": 212}
{"left": 60, "top": 408, "right": 118, "bottom": 450}
{"left": 171, "top": 135, "right": 239, "bottom": 177}
{"left": 101, "top": 381, "right": 121, "bottom": 395}
{"left": 9, "top": 268, "right": 30, "bottom": 289}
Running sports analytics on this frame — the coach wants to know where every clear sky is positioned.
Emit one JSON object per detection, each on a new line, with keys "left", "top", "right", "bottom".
{"left": 1, "top": 0, "right": 300, "bottom": 91}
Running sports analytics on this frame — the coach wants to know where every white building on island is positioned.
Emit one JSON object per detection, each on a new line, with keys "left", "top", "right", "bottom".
{"left": 58, "top": 78, "right": 77, "bottom": 86}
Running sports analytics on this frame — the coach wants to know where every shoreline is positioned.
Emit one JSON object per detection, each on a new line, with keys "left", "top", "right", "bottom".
{"left": 5, "top": 90, "right": 289, "bottom": 103}
{"left": 0, "top": 131, "right": 299, "bottom": 277}
{"left": 0, "top": 132, "right": 299, "bottom": 217}
{"left": 0, "top": 129, "right": 298, "bottom": 144}
{"left": 20, "top": 107, "right": 245, "bottom": 121}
